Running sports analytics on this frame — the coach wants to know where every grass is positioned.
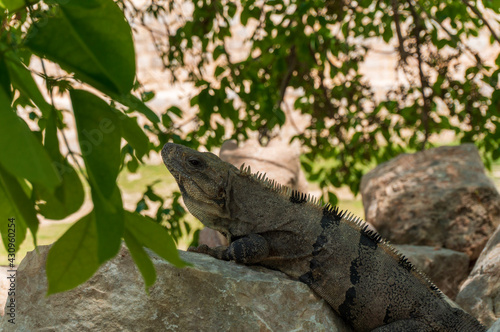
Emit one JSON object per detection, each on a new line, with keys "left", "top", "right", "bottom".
{"left": 117, "top": 164, "right": 177, "bottom": 195}
{"left": 0, "top": 222, "right": 73, "bottom": 266}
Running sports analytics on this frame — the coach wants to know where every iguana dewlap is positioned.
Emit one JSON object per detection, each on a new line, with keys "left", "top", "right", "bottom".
{"left": 161, "top": 143, "right": 486, "bottom": 332}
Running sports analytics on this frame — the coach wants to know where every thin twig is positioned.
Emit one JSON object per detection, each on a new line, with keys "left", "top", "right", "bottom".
{"left": 461, "top": 0, "right": 500, "bottom": 44}
{"left": 408, "top": 3, "right": 431, "bottom": 149}
{"left": 391, "top": 0, "right": 409, "bottom": 63}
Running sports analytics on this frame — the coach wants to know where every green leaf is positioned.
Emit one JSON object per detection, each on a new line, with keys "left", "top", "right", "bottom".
{"left": 0, "top": 165, "right": 31, "bottom": 252}
{"left": 301, "top": 160, "right": 313, "bottom": 173}
{"left": 342, "top": 22, "right": 349, "bottom": 38}
{"left": 214, "top": 66, "right": 225, "bottom": 77}
{"left": 227, "top": 2, "right": 237, "bottom": 18}
{"left": 71, "top": 89, "right": 124, "bottom": 262}
{"left": 141, "top": 91, "right": 155, "bottom": 103}
{"left": 113, "top": 93, "right": 160, "bottom": 124}
{"left": 92, "top": 186, "right": 124, "bottom": 263}
{"left": 46, "top": 212, "right": 100, "bottom": 295}
{"left": 493, "top": 146, "right": 500, "bottom": 160}
{"left": 124, "top": 211, "right": 188, "bottom": 268}
{"left": 483, "top": 0, "right": 500, "bottom": 13}
{"left": 0, "top": 0, "right": 22, "bottom": 10}
{"left": 0, "top": 55, "right": 12, "bottom": 100}
{"left": 167, "top": 106, "right": 183, "bottom": 117}
{"left": 118, "top": 114, "right": 150, "bottom": 160}
{"left": 241, "top": 8, "right": 250, "bottom": 25}
{"left": 0, "top": 0, "right": 39, "bottom": 11}
{"left": 25, "top": 0, "right": 135, "bottom": 95}
{"left": 126, "top": 155, "right": 139, "bottom": 172}
{"left": 123, "top": 228, "right": 156, "bottom": 293}
{"left": 5, "top": 53, "right": 52, "bottom": 117}
{"left": 35, "top": 160, "right": 84, "bottom": 220}
{"left": 382, "top": 27, "right": 393, "bottom": 43}
{"left": 34, "top": 114, "right": 85, "bottom": 220}
{"left": 213, "top": 45, "right": 225, "bottom": 61}
{"left": 0, "top": 88, "right": 61, "bottom": 190}
{"left": 71, "top": 90, "right": 121, "bottom": 197}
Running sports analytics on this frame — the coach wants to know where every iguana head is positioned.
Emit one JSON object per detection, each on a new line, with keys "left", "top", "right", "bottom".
{"left": 161, "top": 143, "right": 238, "bottom": 232}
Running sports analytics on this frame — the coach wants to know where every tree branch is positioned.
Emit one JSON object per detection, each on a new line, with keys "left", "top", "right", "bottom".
{"left": 391, "top": 0, "right": 409, "bottom": 64}
{"left": 461, "top": 0, "right": 500, "bottom": 44}
{"left": 408, "top": 3, "right": 432, "bottom": 150}
{"left": 307, "top": 44, "right": 341, "bottom": 122}
{"left": 274, "top": 45, "right": 297, "bottom": 111}
{"left": 412, "top": 0, "right": 487, "bottom": 71}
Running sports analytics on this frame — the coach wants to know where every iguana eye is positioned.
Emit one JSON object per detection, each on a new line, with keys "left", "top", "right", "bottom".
{"left": 188, "top": 158, "right": 203, "bottom": 168}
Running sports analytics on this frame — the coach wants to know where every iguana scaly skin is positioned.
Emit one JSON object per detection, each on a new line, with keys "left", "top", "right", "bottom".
{"left": 161, "top": 143, "right": 486, "bottom": 332}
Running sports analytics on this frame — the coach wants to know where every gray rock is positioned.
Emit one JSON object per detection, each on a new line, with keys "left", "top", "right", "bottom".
{"left": 395, "top": 245, "right": 470, "bottom": 300}
{"left": 0, "top": 267, "right": 11, "bottom": 316}
{"left": 198, "top": 227, "right": 227, "bottom": 247}
{"left": 0, "top": 245, "right": 353, "bottom": 332}
{"left": 488, "top": 318, "right": 500, "bottom": 332}
{"left": 456, "top": 224, "right": 500, "bottom": 328}
{"left": 360, "top": 144, "right": 500, "bottom": 260}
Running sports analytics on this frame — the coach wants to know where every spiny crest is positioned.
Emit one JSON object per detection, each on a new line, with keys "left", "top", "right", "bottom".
{"left": 359, "top": 224, "right": 384, "bottom": 244}
{"left": 340, "top": 209, "right": 444, "bottom": 298}
{"left": 323, "top": 204, "right": 343, "bottom": 218}
{"left": 238, "top": 163, "right": 324, "bottom": 206}
{"left": 383, "top": 236, "right": 445, "bottom": 299}
{"left": 290, "top": 190, "right": 309, "bottom": 204}
{"left": 322, "top": 205, "right": 384, "bottom": 243}
{"left": 239, "top": 163, "right": 252, "bottom": 175}
{"left": 324, "top": 205, "right": 445, "bottom": 299}
{"left": 320, "top": 202, "right": 445, "bottom": 299}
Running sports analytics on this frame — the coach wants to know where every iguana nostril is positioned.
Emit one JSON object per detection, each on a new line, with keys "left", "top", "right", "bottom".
{"left": 161, "top": 143, "right": 175, "bottom": 157}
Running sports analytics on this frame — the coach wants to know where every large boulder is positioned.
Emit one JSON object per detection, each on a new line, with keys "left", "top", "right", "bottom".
{"left": 360, "top": 144, "right": 500, "bottom": 260}
{"left": 395, "top": 245, "right": 469, "bottom": 300}
{"left": 0, "top": 245, "right": 353, "bottom": 332}
{"left": 489, "top": 318, "right": 500, "bottom": 332}
{"left": 456, "top": 224, "right": 500, "bottom": 328}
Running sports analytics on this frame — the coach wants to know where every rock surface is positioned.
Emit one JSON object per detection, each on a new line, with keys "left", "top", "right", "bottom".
{"left": 198, "top": 227, "right": 228, "bottom": 248}
{"left": 360, "top": 144, "right": 500, "bottom": 260}
{"left": 456, "top": 224, "right": 500, "bottom": 328}
{"left": 0, "top": 245, "right": 353, "bottom": 332}
{"left": 0, "top": 267, "right": 10, "bottom": 316}
{"left": 395, "top": 245, "right": 470, "bottom": 300}
{"left": 488, "top": 318, "right": 500, "bottom": 332}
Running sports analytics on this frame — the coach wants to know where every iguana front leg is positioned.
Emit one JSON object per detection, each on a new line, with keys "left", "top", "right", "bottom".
{"left": 189, "top": 233, "right": 269, "bottom": 264}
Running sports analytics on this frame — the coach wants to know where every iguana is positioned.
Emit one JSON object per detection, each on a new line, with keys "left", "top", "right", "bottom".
{"left": 161, "top": 142, "right": 486, "bottom": 332}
